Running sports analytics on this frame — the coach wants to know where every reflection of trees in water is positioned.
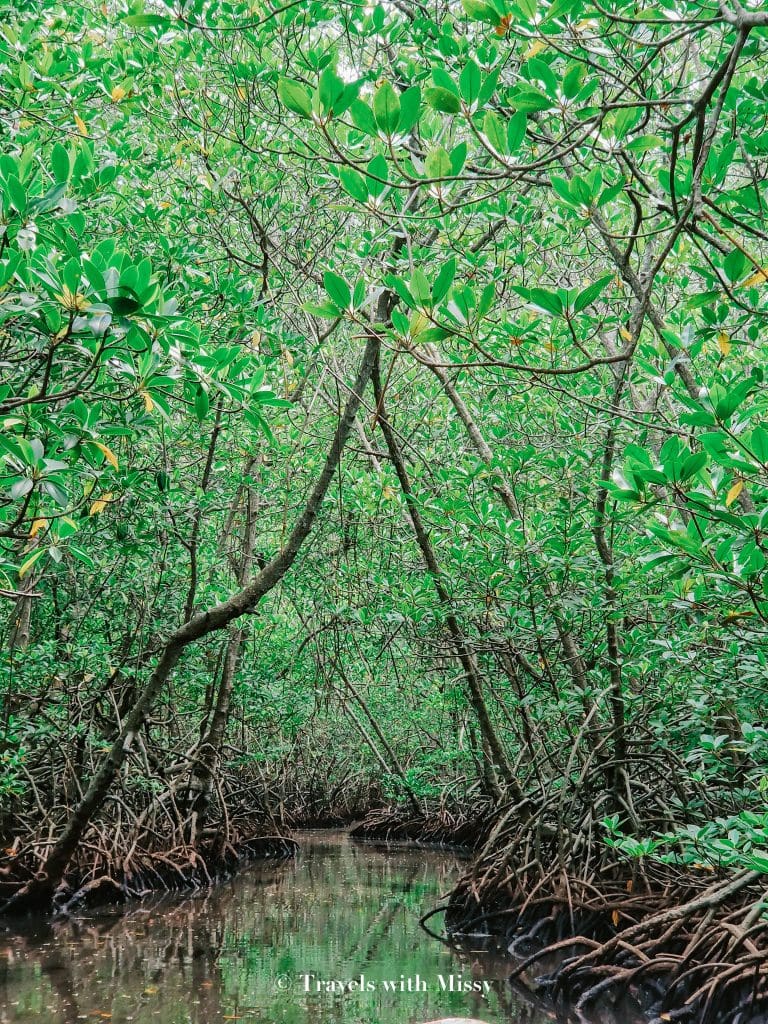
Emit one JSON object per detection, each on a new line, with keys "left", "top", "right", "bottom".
{"left": 0, "top": 839, "right": 555, "bottom": 1024}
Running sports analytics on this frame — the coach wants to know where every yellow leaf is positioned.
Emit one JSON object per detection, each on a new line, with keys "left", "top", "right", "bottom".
{"left": 726, "top": 480, "right": 744, "bottom": 507}
{"left": 110, "top": 85, "right": 126, "bottom": 102}
{"left": 524, "top": 39, "right": 547, "bottom": 59}
{"left": 18, "top": 550, "right": 43, "bottom": 579}
{"left": 626, "top": 878, "right": 633, "bottom": 893}
{"left": 611, "top": 909, "right": 620, "bottom": 927}
{"left": 619, "top": 327, "right": 633, "bottom": 342}
{"left": 382, "top": 486, "right": 395, "bottom": 500}
{"left": 74, "top": 113, "right": 88, "bottom": 136}
{"left": 660, "top": 1015, "right": 672, "bottom": 1022}
{"left": 92, "top": 442, "right": 119, "bottom": 470}
{"left": 409, "top": 312, "right": 429, "bottom": 339}
{"left": 717, "top": 331, "right": 731, "bottom": 356}
{"left": 55, "top": 285, "right": 90, "bottom": 312}
{"left": 723, "top": 609, "right": 754, "bottom": 622}
{"left": 29, "top": 518, "right": 47, "bottom": 538}
{"left": 140, "top": 390, "right": 154, "bottom": 413}
{"left": 89, "top": 492, "right": 113, "bottom": 516}
{"left": 236, "top": 85, "right": 247, "bottom": 101}
{"left": 283, "top": 348, "right": 294, "bottom": 367}
{"left": 739, "top": 268, "right": 768, "bottom": 289}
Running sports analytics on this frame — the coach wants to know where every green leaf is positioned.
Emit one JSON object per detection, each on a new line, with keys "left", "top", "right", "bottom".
{"left": 303, "top": 301, "right": 341, "bottom": 319}
{"left": 478, "top": 67, "right": 500, "bottom": 107}
{"left": 625, "top": 134, "right": 664, "bottom": 153}
{"left": 573, "top": 274, "right": 612, "bottom": 313}
{"left": 318, "top": 67, "right": 345, "bottom": 115}
{"left": 0, "top": 252, "right": 20, "bottom": 288}
{"left": 508, "top": 86, "right": 551, "bottom": 112}
{"left": 373, "top": 82, "right": 401, "bottom": 135}
{"left": 41, "top": 480, "right": 69, "bottom": 507}
{"left": 483, "top": 111, "right": 507, "bottom": 154}
{"left": 367, "top": 154, "right": 389, "bottom": 198}
{"left": 6, "top": 175, "right": 27, "bottom": 215}
{"left": 51, "top": 144, "right": 71, "bottom": 183}
{"left": 433, "top": 260, "right": 456, "bottom": 302}
{"left": 323, "top": 271, "right": 351, "bottom": 309}
{"left": 339, "top": 167, "right": 368, "bottom": 203}
{"left": 424, "top": 87, "right": 461, "bottom": 114}
{"left": 680, "top": 451, "right": 708, "bottom": 481}
{"left": 715, "top": 378, "right": 755, "bottom": 421}
{"left": 410, "top": 268, "right": 431, "bottom": 307}
{"left": 507, "top": 112, "right": 527, "bottom": 152}
{"left": 385, "top": 275, "right": 416, "bottom": 309}
{"left": 398, "top": 86, "right": 421, "bottom": 133}
{"left": 450, "top": 141, "right": 467, "bottom": 175}
{"left": 68, "top": 545, "right": 94, "bottom": 569}
{"left": 562, "top": 63, "right": 585, "bottom": 99}
{"left": 278, "top": 78, "right": 313, "bottom": 118}
{"left": 123, "top": 13, "right": 171, "bottom": 27}
{"left": 513, "top": 285, "right": 563, "bottom": 316}
{"left": 459, "top": 60, "right": 482, "bottom": 106}
{"left": 425, "top": 147, "right": 452, "bottom": 179}
{"left": 724, "top": 249, "right": 747, "bottom": 283}
{"left": 350, "top": 100, "right": 378, "bottom": 136}
{"left": 750, "top": 426, "right": 768, "bottom": 463}
{"left": 551, "top": 174, "right": 575, "bottom": 205}
{"left": 460, "top": 0, "right": 501, "bottom": 24}
{"left": 337, "top": 80, "right": 363, "bottom": 117}
{"left": 194, "top": 384, "right": 209, "bottom": 422}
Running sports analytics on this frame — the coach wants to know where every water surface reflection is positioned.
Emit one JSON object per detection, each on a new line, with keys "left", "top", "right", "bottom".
{"left": 0, "top": 831, "right": 559, "bottom": 1024}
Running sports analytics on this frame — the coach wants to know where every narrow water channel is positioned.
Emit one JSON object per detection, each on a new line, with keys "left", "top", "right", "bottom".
{"left": 0, "top": 832, "right": 577, "bottom": 1024}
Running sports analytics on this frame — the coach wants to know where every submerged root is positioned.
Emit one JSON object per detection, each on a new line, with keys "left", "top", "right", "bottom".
{"left": 445, "top": 855, "right": 768, "bottom": 1023}
{"left": 438, "top": 756, "right": 768, "bottom": 1024}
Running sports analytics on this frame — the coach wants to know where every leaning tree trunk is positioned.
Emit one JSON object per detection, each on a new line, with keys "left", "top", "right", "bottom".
{"left": 0, "top": 330, "right": 382, "bottom": 914}
{"left": 371, "top": 351, "right": 517, "bottom": 804}
{"left": 185, "top": 464, "right": 260, "bottom": 838}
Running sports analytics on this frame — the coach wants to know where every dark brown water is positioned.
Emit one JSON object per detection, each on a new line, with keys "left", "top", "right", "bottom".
{"left": 0, "top": 832, "right": 559, "bottom": 1024}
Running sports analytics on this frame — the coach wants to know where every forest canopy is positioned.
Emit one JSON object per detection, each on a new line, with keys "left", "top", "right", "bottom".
{"left": 2, "top": 0, "right": 768, "bottom": 1016}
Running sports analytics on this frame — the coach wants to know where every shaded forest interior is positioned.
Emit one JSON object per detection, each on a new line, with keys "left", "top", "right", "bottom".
{"left": 2, "top": 0, "right": 768, "bottom": 1021}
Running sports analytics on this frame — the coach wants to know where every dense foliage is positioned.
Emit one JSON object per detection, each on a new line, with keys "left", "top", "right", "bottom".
{"left": 2, "top": 0, "right": 768, "bottom": 951}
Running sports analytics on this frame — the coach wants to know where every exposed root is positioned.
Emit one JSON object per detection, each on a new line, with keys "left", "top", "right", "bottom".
{"left": 0, "top": 830, "right": 297, "bottom": 915}
{"left": 349, "top": 802, "right": 494, "bottom": 849}
{"left": 435, "top": 740, "right": 768, "bottom": 1024}
{"left": 444, "top": 837, "right": 768, "bottom": 1022}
